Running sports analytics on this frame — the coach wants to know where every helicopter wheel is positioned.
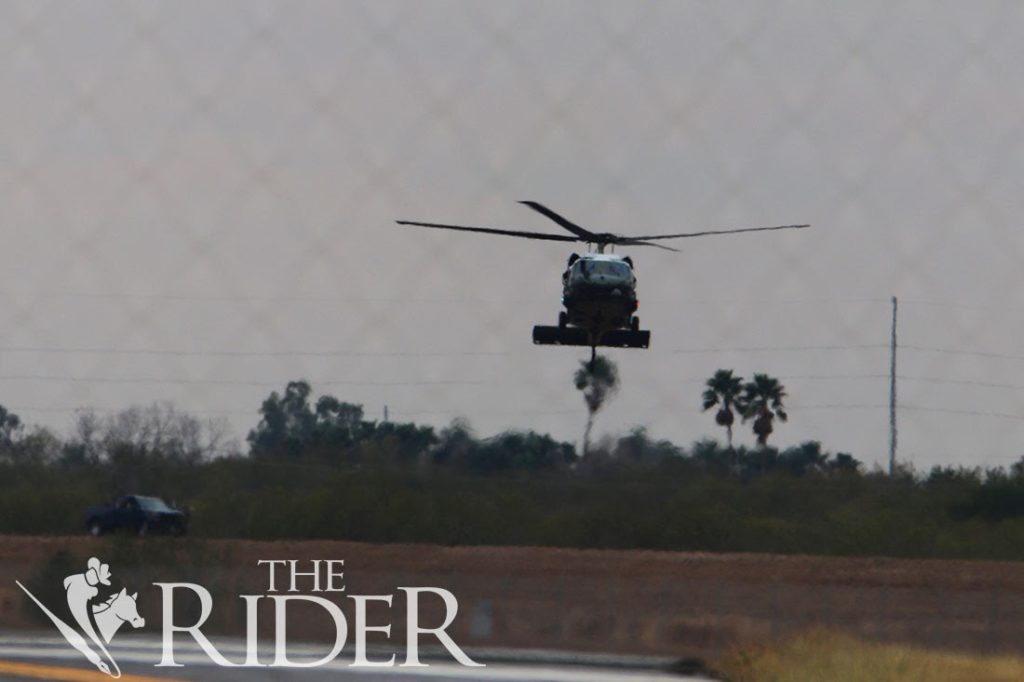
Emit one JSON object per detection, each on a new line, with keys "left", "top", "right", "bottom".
{"left": 558, "top": 311, "right": 568, "bottom": 328}
{"left": 630, "top": 316, "right": 640, "bottom": 332}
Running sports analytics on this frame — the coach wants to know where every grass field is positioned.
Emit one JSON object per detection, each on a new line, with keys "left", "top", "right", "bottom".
{"left": 716, "top": 631, "right": 1024, "bottom": 682}
{"left": 5, "top": 536, "right": 1024, "bottom": 662}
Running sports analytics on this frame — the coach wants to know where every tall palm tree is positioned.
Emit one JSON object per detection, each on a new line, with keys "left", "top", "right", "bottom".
{"left": 739, "top": 374, "right": 788, "bottom": 447}
{"left": 702, "top": 369, "right": 744, "bottom": 448}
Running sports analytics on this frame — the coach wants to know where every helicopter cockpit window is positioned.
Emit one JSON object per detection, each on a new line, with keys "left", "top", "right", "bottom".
{"left": 577, "top": 261, "right": 631, "bottom": 279}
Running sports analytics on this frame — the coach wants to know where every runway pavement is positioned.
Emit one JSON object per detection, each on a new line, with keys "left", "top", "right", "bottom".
{"left": 0, "top": 633, "right": 710, "bottom": 681}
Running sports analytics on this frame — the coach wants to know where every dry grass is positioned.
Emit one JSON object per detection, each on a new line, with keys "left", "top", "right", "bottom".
{"left": 716, "top": 630, "right": 1024, "bottom": 682}
{"left": 5, "top": 537, "right": 1024, "bottom": 659}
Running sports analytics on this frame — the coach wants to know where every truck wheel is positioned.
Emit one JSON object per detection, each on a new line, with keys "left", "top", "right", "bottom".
{"left": 88, "top": 522, "right": 103, "bottom": 537}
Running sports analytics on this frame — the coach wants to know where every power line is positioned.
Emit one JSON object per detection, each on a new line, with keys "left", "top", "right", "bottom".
{"left": 0, "top": 291, "right": 534, "bottom": 304}
{"left": 901, "top": 406, "right": 1024, "bottom": 422}
{"left": 0, "top": 375, "right": 486, "bottom": 388}
{"left": 7, "top": 406, "right": 257, "bottom": 417}
{"left": 785, "top": 374, "right": 889, "bottom": 381}
{"left": 669, "top": 344, "right": 888, "bottom": 354}
{"left": 1, "top": 369, "right": 1020, "bottom": 406}
{"left": 0, "top": 370, "right": 1003, "bottom": 389}
{"left": 396, "top": 404, "right": 891, "bottom": 418}
{"left": 788, "top": 404, "right": 887, "bottom": 411}
{"left": 0, "top": 291, "right": 895, "bottom": 305}
{"left": 9, "top": 401, "right": 1015, "bottom": 424}
{"left": 899, "top": 375, "right": 1024, "bottom": 390}
{"left": 676, "top": 374, "right": 888, "bottom": 384}
{"left": 902, "top": 345, "right": 1024, "bottom": 362}
{"left": 390, "top": 409, "right": 581, "bottom": 417}
{"left": 644, "top": 297, "right": 891, "bottom": 306}
{"left": 6, "top": 292, "right": 1014, "bottom": 310}
{"left": 0, "top": 346, "right": 507, "bottom": 358}
{"left": 899, "top": 299, "right": 1024, "bottom": 314}
{"left": 2, "top": 342, "right": 1018, "bottom": 363}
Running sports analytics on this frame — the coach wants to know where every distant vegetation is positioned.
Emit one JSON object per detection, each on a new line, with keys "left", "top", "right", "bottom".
{"left": 573, "top": 355, "right": 619, "bottom": 456}
{"left": 3, "top": 379, "right": 1024, "bottom": 560}
{"left": 702, "top": 370, "right": 788, "bottom": 447}
{"left": 717, "top": 630, "right": 1024, "bottom": 682}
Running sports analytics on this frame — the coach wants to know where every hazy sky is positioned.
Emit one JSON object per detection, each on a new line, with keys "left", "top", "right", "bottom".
{"left": 2, "top": 0, "right": 1024, "bottom": 469}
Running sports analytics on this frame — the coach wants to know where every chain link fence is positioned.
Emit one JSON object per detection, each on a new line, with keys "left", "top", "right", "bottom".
{"left": 2, "top": 1, "right": 1024, "bottom": 469}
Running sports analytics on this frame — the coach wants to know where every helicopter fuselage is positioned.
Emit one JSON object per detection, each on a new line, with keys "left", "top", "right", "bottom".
{"left": 560, "top": 254, "right": 638, "bottom": 338}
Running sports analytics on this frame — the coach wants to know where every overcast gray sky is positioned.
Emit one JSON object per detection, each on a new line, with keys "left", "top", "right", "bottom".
{"left": 2, "top": 0, "right": 1024, "bottom": 469}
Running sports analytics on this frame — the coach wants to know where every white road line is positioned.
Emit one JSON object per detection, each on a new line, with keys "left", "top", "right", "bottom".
{"left": 0, "top": 636, "right": 702, "bottom": 682}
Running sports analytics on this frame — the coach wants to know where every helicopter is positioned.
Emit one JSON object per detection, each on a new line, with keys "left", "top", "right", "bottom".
{"left": 397, "top": 201, "right": 808, "bottom": 363}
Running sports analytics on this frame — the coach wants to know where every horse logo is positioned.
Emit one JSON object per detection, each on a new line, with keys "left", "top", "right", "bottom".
{"left": 16, "top": 557, "right": 144, "bottom": 678}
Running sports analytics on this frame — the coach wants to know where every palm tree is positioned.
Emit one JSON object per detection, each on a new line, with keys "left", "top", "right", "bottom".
{"left": 702, "top": 369, "right": 744, "bottom": 448}
{"left": 739, "top": 374, "right": 788, "bottom": 447}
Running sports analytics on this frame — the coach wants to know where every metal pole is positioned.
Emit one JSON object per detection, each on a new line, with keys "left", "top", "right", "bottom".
{"left": 889, "top": 296, "right": 898, "bottom": 475}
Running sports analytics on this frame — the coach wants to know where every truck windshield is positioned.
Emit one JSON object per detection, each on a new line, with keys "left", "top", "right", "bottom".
{"left": 135, "top": 496, "right": 173, "bottom": 512}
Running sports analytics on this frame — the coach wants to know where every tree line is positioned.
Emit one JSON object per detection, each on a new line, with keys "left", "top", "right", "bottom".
{"left": 0, "top": 375, "right": 811, "bottom": 475}
{"left": 2, "top": 378, "right": 1024, "bottom": 559}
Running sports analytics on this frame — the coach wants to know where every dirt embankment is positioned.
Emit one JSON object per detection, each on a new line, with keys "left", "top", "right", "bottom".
{"left": 3, "top": 536, "right": 1024, "bottom": 659}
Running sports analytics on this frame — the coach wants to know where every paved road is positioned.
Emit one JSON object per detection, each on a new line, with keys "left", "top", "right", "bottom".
{"left": 0, "top": 634, "right": 708, "bottom": 681}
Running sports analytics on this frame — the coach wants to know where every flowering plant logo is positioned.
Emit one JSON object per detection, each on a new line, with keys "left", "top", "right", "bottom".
{"left": 16, "top": 556, "right": 144, "bottom": 678}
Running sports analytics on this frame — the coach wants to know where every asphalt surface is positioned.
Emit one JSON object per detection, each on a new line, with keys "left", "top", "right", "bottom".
{"left": 0, "top": 634, "right": 709, "bottom": 681}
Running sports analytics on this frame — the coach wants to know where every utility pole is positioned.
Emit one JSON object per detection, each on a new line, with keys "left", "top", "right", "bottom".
{"left": 889, "top": 296, "right": 898, "bottom": 476}
{"left": 383, "top": 405, "right": 389, "bottom": 423}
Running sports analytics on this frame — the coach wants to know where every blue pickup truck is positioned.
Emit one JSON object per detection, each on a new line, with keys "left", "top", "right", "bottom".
{"left": 85, "top": 495, "right": 188, "bottom": 536}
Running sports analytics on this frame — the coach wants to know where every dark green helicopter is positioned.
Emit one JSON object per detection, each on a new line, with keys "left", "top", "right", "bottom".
{"left": 398, "top": 201, "right": 808, "bottom": 363}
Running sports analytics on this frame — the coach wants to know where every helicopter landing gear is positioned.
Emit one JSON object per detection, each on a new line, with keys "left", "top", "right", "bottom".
{"left": 532, "top": 325, "right": 649, "bottom": 348}
{"left": 558, "top": 311, "right": 568, "bottom": 328}
{"left": 630, "top": 316, "right": 640, "bottom": 332}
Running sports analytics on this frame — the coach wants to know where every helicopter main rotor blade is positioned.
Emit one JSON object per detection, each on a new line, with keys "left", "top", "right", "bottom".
{"left": 629, "top": 224, "right": 810, "bottom": 241}
{"left": 518, "top": 201, "right": 598, "bottom": 241}
{"left": 617, "top": 240, "right": 681, "bottom": 252}
{"left": 396, "top": 220, "right": 579, "bottom": 242}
